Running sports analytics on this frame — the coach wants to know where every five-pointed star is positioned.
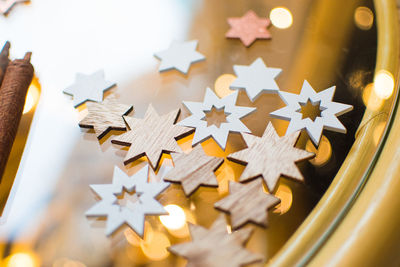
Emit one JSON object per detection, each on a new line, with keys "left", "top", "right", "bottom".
{"left": 228, "top": 122, "right": 315, "bottom": 192}
{"left": 0, "top": 0, "right": 27, "bottom": 15}
{"left": 169, "top": 215, "right": 264, "bottom": 267}
{"left": 163, "top": 145, "right": 224, "bottom": 196}
{"left": 226, "top": 10, "right": 271, "bottom": 47}
{"left": 270, "top": 80, "right": 353, "bottom": 146}
{"left": 214, "top": 179, "right": 280, "bottom": 230}
{"left": 178, "top": 88, "right": 255, "bottom": 150}
{"left": 111, "top": 104, "right": 193, "bottom": 169}
{"left": 230, "top": 57, "right": 282, "bottom": 101}
{"left": 86, "top": 165, "right": 169, "bottom": 237}
{"left": 154, "top": 40, "right": 205, "bottom": 74}
{"left": 79, "top": 95, "right": 133, "bottom": 140}
{"left": 63, "top": 70, "right": 116, "bottom": 107}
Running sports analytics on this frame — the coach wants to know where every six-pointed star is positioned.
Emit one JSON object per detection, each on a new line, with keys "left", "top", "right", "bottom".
{"left": 226, "top": 10, "right": 272, "bottom": 47}
{"left": 169, "top": 215, "right": 264, "bottom": 267}
{"left": 63, "top": 70, "right": 116, "bottom": 107}
{"left": 270, "top": 80, "right": 353, "bottom": 146}
{"left": 230, "top": 57, "right": 282, "bottom": 101}
{"left": 178, "top": 88, "right": 255, "bottom": 150}
{"left": 215, "top": 179, "right": 280, "bottom": 229}
{"left": 0, "top": 0, "right": 27, "bottom": 15}
{"left": 86, "top": 165, "right": 169, "bottom": 237}
{"left": 228, "top": 122, "right": 315, "bottom": 192}
{"left": 111, "top": 104, "right": 193, "bottom": 169}
{"left": 154, "top": 40, "right": 205, "bottom": 74}
{"left": 79, "top": 95, "right": 133, "bottom": 140}
{"left": 163, "top": 145, "right": 224, "bottom": 196}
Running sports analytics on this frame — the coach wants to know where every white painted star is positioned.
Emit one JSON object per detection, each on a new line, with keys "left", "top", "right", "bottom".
{"left": 230, "top": 58, "right": 282, "bottom": 101}
{"left": 154, "top": 40, "right": 205, "bottom": 74}
{"left": 178, "top": 88, "right": 255, "bottom": 150}
{"left": 63, "top": 70, "right": 116, "bottom": 107}
{"left": 86, "top": 165, "right": 169, "bottom": 237}
{"left": 270, "top": 80, "right": 353, "bottom": 146}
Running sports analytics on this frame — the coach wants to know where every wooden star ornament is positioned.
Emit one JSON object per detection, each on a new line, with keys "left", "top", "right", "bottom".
{"left": 86, "top": 165, "right": 169, "bottom": 237}
{"left": 111, "top": 105, "right": 193, "bottom": 169}
{"left": 226, "top": 10, "right": 271, "bottom": 47}
{"left": 163, "top": 145, "right": 224, "bottom": 196}
{"left": 228, "top": 122, "right": 315, "bottom": 192}
{"left": 169, "top": 215, "right": 264, "bottom": 267}
{"left": 214, "top": 179, "right": 280, "bottom": 230}
{"left": 79, "top": 95, "right": 133, "bottom": 140}
{"left": 63, "top": 70, "right": 116, "bottom": 107}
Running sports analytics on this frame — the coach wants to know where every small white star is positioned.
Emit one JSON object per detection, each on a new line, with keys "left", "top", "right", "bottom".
{"left": 86, "top": 165, "right": 169, "bottom": 237}
{"left": 178, "top": 88, "right": 255, "bottom": 150}
{"left": 230, "top": 58, "right": 282, "bottom": 101}
{"left": 154, "top": 40, "right": 205, "bottom": 74}
{"left": 63, "top": 70, "right": 115, "bottom": 107}
{"left": 270, "top": 80, "right": 353, "bottom": 146}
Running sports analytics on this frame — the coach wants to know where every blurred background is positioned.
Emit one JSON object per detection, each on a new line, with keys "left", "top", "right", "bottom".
{"left": 0, "top": 0, "right": 385, "bottom": 266}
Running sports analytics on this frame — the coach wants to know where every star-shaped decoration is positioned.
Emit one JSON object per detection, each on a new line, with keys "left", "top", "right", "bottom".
{"left": 226, "top": 10, "right": 271, "bottom": 47}
{"left": 214, "top": 179, "right": 280, "bottom": 230}
{"left": 154, "top": 40, "right": 205, "bottom": 74}
{"left": 79, "top": 95, "right": 133, "bottom": 140}
{"left": 230, "top": 57, "right": 282, "bottom": 101}
{"left": 111, "top": 105, "right": 193, "bottom": 169}
{"left": 270, "top": 80, "right": 353, "bottom": 146}
{"left": 228, "top": 122, "right": 315, "bottom": 192}
{"left": 0, "top": 0, "right": 27, "bottom": 15}
{"left": 169, "top": 215, "right": 264, "bottom": 267}
{"left": 63, "top": 70, "right": 116, "bottom": 107}
{"left": 86, "top": 165, "right": 169, "bottom": 237}
{"left": 163, "top": 145, "right": 224, "bottom": 196}
{"left": 178, "top": 88, "right": 255, "bottom": 150}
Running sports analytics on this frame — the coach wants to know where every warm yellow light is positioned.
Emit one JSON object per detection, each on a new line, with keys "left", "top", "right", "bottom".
{"left": 362, "top": 83, "right": 383, "bottom": 111}
{"left": 373, "top": 70, "right": 395, "bottom": 99}
{"left": 23, "top": 83, "right": 40, "bottom": 114}
{"left": 270, "top": 7, "right": 293, "bottom": 29}
{"left": 273, "top": 184, "right": 293, "bottom": 214}
{"left": 159, "top": 204, "right": 186, "bottom": 230}
{"left": 6, "top": 253, "right": 36, "bottom": 267}
{"left": 214, "top": 74, "right": 236, "bottom": 98}
{"left": 306, "top": 135, "right": 332, "bottom": 167}
{"left": 140, "top": 231, "right": 170, "bottom": 261}
{"left": 354, "top": 6, "right": 374, "bottom": 30}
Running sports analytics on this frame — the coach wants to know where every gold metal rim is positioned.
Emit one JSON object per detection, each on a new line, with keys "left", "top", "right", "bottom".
{"left": 268, "top": 0, "right": 399, "bottom": 266}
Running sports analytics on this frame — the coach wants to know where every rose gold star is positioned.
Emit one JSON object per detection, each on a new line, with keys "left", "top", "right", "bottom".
{"left": 226, "top": 10, "right": 271, "bottom": 47}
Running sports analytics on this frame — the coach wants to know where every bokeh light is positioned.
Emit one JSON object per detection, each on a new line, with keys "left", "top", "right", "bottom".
{"left": 5, "top": 252, "right": 37, "bottom": 267}
{"left": 140, "top": 231, "right": 170, "bottom": 261}
{"left": 23, "top": 83, "right": 40, "bottom": 114}
{"left": 159, "top": 204, "right": 186, "bottom": 230}
{"left": 362, "top": 83, "right": 384, "bottom": 111}
{"left": 214, "top": 74, "right": 236, "bottom": 98}
{"left": 373, "top": 70, "right": 395, "bottom": 99}
{"left": 273, "top": 184, "right": 293, "bottom": 214}
{"left": 354, "top": 6, "right": 374, "bottom": 30}
{"left": 270, "top": 7, "right": 293, "bottom": 29}
{"left": 306, "top": 135, "right": 332, "bottom": 167}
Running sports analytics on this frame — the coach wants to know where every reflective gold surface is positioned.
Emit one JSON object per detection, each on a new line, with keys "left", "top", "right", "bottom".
{"left": 0, "top": 0, "right": 392, "bottom": 266}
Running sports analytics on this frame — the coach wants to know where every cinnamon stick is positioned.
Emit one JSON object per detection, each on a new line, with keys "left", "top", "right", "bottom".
{"left": 0, "top": 41, "right": 10, "bottom": 85}
{"left": 0, "top": 52, "right": 34, "bottom": 181}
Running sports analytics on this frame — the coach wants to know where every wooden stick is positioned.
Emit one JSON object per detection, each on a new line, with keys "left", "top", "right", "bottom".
{"left": 0, "top": 52, "right": 34, "bottom": 182}
{"left": 0, "top": 41, "right": 10, "bottom": 85}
